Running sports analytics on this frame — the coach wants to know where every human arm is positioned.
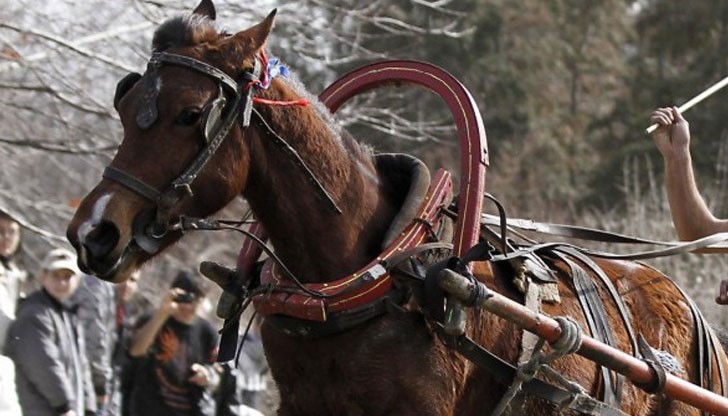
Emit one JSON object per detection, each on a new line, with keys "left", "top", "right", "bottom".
{"left": 650, "top": 107, "right": 728, "bottom": 242}
{"left": 128, "top": 288, "right": 183, "bottom": 357}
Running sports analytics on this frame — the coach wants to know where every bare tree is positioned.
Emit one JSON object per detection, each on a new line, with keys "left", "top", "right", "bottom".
{"left": 0, "top": 0, "right": 467, "bottom": 276}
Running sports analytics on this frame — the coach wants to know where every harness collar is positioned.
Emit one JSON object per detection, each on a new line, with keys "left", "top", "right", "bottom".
{"left": 252, "top": 169, "right": 454, "bottom": 336}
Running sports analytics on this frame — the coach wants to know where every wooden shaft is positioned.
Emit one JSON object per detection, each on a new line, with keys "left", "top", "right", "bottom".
{"left": 438, "top": 269, "right": 728, "bottom": 416}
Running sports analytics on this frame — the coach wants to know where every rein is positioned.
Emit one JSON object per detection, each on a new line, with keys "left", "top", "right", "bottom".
{"left": 481, "top": 213, "right": 728, "bottom": 260}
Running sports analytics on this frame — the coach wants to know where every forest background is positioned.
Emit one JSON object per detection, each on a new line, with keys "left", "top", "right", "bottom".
{"left": 3, "top": 0, "right": 728, "bottom": 330}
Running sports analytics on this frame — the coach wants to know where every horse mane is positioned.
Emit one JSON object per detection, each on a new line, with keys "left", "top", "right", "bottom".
{"left": 152, "top": 14, "right": 221, "bottom": 52}
{"left": 271, "top": 75, "right": 376, "bottom": 164}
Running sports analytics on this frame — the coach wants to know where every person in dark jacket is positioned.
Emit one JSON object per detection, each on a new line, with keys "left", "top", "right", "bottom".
{"left": 5, "top": 248, "right": 96, "bottom": 416}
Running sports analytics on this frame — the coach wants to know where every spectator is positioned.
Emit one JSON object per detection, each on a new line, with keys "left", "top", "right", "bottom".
{"left": 0, "top": 356, "right": 20, "bottom": 416}
{"left": 0, "top": 211, "right": 24, "bottom": 415}
{"left": 0, "top": 211, "right": 27, "bottom": 348}
{"left": 5, "top": 248, "right": 96, "bottom": 416}
{"left": 74, "top": 269, "right": 141, "bottom": 415}
{"left": 126, "top": 271, "right": 219, "bottom": 416}
{"left": 113, "top": 270, "right": 141, "bottom": 416}
{"left": 74, "top": 274, "right": 115, "bottom": 413}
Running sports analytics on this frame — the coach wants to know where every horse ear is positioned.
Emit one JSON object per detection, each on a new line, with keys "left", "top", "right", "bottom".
{"left": 193, "top": 0, "right": 216, "bottom": 21}
{"left": 235, "top": 9, "right": 277, "bottom": 51}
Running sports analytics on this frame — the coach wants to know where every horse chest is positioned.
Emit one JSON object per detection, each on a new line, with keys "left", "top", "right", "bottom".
{"left": 262, "top": 314, "right": 462, "bottom": 415}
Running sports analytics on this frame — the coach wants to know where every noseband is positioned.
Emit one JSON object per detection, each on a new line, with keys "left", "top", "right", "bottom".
{"left": 103, "top": 52, "right": 261, "bottom": 253}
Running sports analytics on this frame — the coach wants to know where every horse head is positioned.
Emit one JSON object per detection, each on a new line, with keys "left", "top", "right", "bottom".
{"left": 67, "top": 0, "right": 277, "bottom": 281}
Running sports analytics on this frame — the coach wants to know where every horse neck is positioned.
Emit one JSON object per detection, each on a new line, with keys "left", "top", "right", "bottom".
{"left": 243, "top": 81, "right": 398, "bottom": 282}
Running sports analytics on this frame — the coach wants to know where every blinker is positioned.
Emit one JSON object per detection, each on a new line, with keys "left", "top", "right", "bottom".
{"left": 136, "top": 60, "right": 162, "bottom": 129}
{"left": 203, "top": 84, "right": 227, "bottom": 142}
{"left": 114, "top": 72, "right": 142, "bottom": 110}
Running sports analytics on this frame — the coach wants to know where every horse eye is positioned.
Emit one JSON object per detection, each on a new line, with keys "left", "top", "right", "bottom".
{"left": 175, "top": 109, "right": 202, "bottom": 126}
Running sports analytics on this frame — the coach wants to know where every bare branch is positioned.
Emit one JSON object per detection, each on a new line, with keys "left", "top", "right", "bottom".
{"left": 0, "top": 83, "right": 53, "bottom": 93}
{"left": 0, "top": 137, "right": 116, "bottom": 155}
{"left": 0, "top": 191, "right": 68, "bottom": 243}
{"left": 0, "top": 21, "right": 154, "bottom": 74}
{"left": 0, "top": 22, "right": 143, "bottom": 73}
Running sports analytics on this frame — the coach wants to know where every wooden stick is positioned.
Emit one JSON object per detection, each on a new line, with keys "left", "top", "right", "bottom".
{"left": 438, "top": 269, "right": 728, "bottom": 416}
{"left": 646, "top": 74, "right": 728, "bottom": 134}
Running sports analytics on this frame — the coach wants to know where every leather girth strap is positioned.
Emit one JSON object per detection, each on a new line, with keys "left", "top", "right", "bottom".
{"left": 546, "top": 248, "right": 636, "bottom": 409}
{"left": 434, "top": 326, "right": 628, "bottom": 416}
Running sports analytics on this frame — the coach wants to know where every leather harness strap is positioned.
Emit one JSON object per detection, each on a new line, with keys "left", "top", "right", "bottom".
{"left": 661, "top": 269, "right": 727, "bottom": 404}
{"left": 483, "top": 213, "right": 728, "bottom": 257}
{"left": 548, "top": 251, "right": 624, "bottom": 408}
{"left": 431, "top": 321, "right": 628, "bottom": 415}
{"left": 554, "top": 247, "right": 639, "bottom": 355}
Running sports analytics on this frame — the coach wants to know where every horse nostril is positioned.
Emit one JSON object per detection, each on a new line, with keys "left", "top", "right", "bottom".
{"left": 82, "top": 220, "right": 120, "bottom": 260}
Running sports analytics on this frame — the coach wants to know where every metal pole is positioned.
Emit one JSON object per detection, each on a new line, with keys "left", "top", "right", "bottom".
{"left": 438, "top": 269, "right": 728, "bottom": 416}
{"left": 646, "top": 74, "right": 728, "bottom": 134}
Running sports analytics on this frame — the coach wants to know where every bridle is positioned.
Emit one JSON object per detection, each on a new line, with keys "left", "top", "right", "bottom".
{"left": 103, "top": 50, "right": 342, "bottom": 255}
{"left": 103, "top": 51, "right": 262, "bottom": 254}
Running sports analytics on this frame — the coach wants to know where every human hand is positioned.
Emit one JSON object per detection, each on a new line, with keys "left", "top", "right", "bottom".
{"left": 60, "top": 410, "right": 77, "bottom": 416}
{"left": 716, "top": 279, "right": 728, "bottom": 305}
{"left": 188, "top": 363, "right": 211, "bottom": 386}
{"left": 158, "top": 288, "right": 186, "bottom": 316}
{"left": 650, "top": 107, "right": 691, "bottom": 161}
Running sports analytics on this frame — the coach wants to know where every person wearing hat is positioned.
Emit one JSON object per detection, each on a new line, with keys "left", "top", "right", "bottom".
{"left": 126, "top": 270, "right": 219, "bottom": 416}
{"left": 5, "top": 248, "right": 96, "bottom": 416}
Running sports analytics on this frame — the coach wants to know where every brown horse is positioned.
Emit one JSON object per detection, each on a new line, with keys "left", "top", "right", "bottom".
{"left": 67, "top": 1, "right": 728, "bottom": 415}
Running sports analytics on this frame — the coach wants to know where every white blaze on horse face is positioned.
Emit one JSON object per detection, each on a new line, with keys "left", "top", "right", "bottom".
{"left": 76, "top": 193, "right": 113, "bottom": 246}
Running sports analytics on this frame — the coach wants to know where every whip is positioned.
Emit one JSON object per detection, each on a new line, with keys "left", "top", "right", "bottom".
{"left": 646, "top": 74, "right": 728, "bottom": 134}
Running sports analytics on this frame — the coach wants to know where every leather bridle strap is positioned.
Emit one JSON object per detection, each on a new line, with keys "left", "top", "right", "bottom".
{"left": 102, "top": 52, "right": 261, "bottom": 248}
{"left": 152, "top": 52, "right": 240, "bottom": 93}
{"left": 103, "top": 165, "right": 161, "bottom": 201}
{"left": 154, "top": 53, "right": 260, "bottom": 214}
